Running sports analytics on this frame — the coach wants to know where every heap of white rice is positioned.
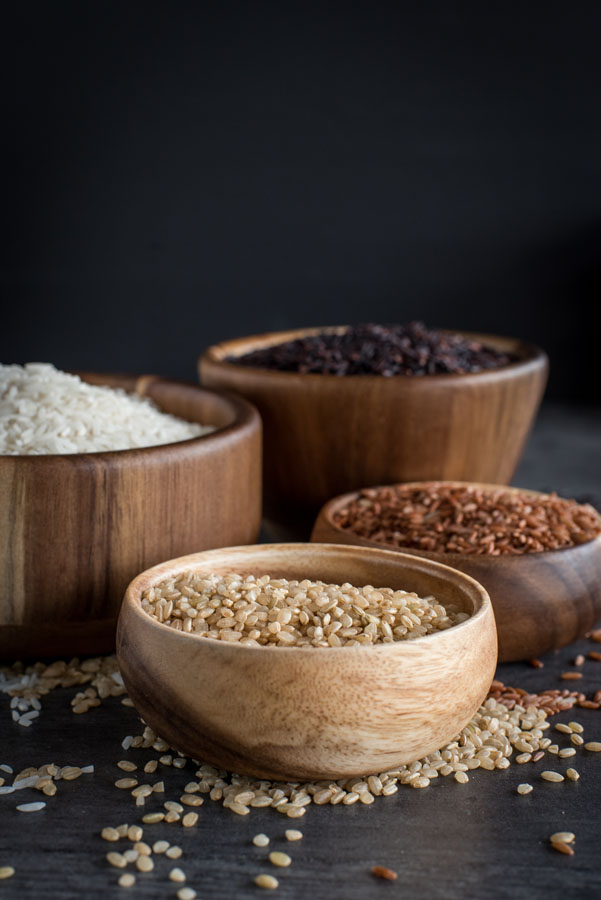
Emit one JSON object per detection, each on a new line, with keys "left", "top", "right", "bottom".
{"left": 0, "top": 363, "right": 213, "bottom": 455}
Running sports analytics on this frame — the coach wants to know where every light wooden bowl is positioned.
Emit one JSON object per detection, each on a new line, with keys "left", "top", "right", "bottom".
{"left": 117, "top": 542, "right": 497, "bottom": 780}
{"left": 312, "top": 482, "right": 601, "bottom": 663}
{"left": 0, "top": 374, "right": 262, "bottom": 660}
{"left": 199, "top": 326, "right": 548, "bottom": 538}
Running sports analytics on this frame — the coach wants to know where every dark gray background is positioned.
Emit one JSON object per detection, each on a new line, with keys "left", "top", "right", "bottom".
{"left": 1, "top": 1, "right": 600, "bottom": 404}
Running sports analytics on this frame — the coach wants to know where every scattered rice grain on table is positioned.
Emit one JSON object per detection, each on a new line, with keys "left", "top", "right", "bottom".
{"left": 177, "top": 889, "right": 196, "bottom": 900}
{"left": 0, "top": 656, "right": 127, "bottom": 724}
{"left": 153, "top": 840, "right": 169, "bottom": 854}
{"left": 255, "top": 874, "right": 279, "bottom": 889}
{"left": 517, "top": 783, "right": 533, "bottom": 795}
{"left": 136, "top": 855, "right": 154, "bottom": 872}
{"left": 371, "top": 865, "right": 398, "bottom": 880}
{"left": 119, "top": 696, "right": 558, "bottom": 816}
{"left": 552, "top": 841, "right": 575, "bottom": 856}
{"left": 4, "top": 649, "right": 601, "bottom": 896}
{"left": 550, "top": 832, "right": 575, "bottom": 844}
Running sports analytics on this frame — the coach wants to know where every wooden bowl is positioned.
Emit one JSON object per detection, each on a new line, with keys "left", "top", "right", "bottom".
{"left": 312, "top": 482, "right": 601, "bottom": 663}
{"left": 199, "top": 326, "right": 548, "bottom": 538}
{"left": 0, "top": 374, "right": 262, "bottom": 660}
{"left": 117, "top": 542, "right": 497, "bottom": 780}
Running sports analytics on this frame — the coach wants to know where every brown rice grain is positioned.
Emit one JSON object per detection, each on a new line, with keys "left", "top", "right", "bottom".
{"left": 101, "top": 827, "right": 121, "bottom": 842}
{"left": 550, "top": 832, "right": 575, "bottom": 844}
{"left": 153, "top": 840, "right": 169, "bottom": 854}
{"left": 136, "top": 856, "right": 154, "bottom": 872}
{"left": 133, "top": 842, "right": 151, "bottom": 857}
{"left": 177, "top": 889, "right": 196, "bottom": 900}
{"left": 141, "top": 574, "right": 467, "bottom": 648}
{"left": 180, "top": 794, "right": 203, "bottom": 807}
{"left": 142, "top": 812, "right": 165, "bottom": 824}
{"left": 115, "top": 778, "right": 137, "bottom": 790}
{"left": 285, "top": 829, "right": 303, "bottom": 841}
{"left": 255, "top": 874, "right": 279, "bottom": 889}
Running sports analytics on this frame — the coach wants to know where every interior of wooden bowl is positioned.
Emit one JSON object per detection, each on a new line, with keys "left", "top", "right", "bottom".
{"left": 127, "top": 543, "right": 491, "bottom": 634}
{"left": 77, "top": 373, "right": 244, "bottom": 433}
{"left": 202, "top": 327, "right": 546, "bottom": 373}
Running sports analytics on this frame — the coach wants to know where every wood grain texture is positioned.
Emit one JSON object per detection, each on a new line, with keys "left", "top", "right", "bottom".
{"left": 117, "top": 542, "right": 497, "bottom": 781}
{"left": 0, "top": 375, "right": 262, "bottom": 660}
{"left": 199, "top": 327, "right": 548, "bottom": 538}
{"left": 2, "top": 411, "right": 601, "bottom": 900}
{"left": 5, "top": 636, "right": 601, "bottom": 900}
{"left": 312, "top": 482, "right": 601, "bottom": 663}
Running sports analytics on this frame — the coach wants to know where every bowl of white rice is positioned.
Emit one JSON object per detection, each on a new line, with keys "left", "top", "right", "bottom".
{"left": 0, "top": 364, "right": 262, "bottom": 659}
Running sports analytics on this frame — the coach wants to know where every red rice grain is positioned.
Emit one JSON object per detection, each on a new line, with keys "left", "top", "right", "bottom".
{"left": 333, "top": 484, "right": 601, "bottom": 556}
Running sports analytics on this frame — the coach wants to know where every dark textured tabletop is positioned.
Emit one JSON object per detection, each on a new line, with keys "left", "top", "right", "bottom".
{"left": 1, "top": 403, "right": 600, "bottom": 900}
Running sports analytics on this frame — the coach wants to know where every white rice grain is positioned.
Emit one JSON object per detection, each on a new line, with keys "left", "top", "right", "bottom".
{"left": 0, "top": 363, "right": 212, "bottom": 454}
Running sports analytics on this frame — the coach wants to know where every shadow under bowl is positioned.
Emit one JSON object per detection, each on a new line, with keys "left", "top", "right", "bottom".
{"left": 117, "top": 542, "right": 497, "bottom": 781}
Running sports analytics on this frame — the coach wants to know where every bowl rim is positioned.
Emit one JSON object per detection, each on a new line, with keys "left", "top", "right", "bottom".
{"left": 0, "top": 374, "right": 260, "bottom": 462}
{"left": 199, "top": 325, "right": 548, "bottom": 383}
{"left": 315, "top": 481, "right": 601, "bottom": 561}
{"left": 120, "top": 541, "right": 494, "bottom": 656}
